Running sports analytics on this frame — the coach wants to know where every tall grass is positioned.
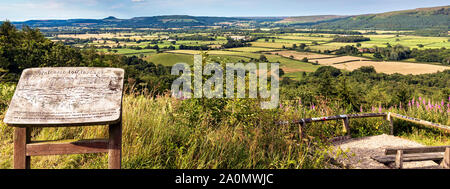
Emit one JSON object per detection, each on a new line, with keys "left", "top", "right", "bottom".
{"left": 0, "top": 92, "right": 334, "bottom": 169}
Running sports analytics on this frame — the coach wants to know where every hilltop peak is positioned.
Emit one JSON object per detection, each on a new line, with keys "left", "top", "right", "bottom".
{"left": 103, "top": 16, "right": 118, "bottom": 20}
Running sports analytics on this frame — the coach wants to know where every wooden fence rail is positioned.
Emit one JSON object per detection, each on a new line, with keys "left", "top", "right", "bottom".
{"left": 389, "top": 112, "right": 450, "bottom": 133}
{"left": 275, "top": 112, "right": 450, "bottom": 141}
{"left": 276, "top": 113, "right": 387, "bottom": 125}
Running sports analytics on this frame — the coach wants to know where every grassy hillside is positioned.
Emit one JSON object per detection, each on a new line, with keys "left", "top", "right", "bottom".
{"left": 275, "top": 15, "right": 348, "bottom": 25}
{"left": 315, "top": 6, "right": 450, "bottom": 30}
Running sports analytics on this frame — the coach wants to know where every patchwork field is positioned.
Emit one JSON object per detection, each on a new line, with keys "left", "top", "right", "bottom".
{"left": 268, "top": 50, "right": 448, "bottom": 74}
{"left": 308, "top": 35, "right": 450, "bottom": 51}
{"left": 51, "top": 29, "right": 449, "bottom": 78}
{"left": 161, "top": 50, "right": 320, "bottom": 74}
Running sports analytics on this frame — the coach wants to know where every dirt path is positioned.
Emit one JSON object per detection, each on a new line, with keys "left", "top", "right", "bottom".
{"left": 331, "top": 134, "right": 442, "bottom": 169}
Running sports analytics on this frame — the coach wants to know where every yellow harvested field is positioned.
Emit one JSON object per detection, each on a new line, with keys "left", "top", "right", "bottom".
{"left": 315, "top": 56, "right": 368, "bottom": 65}
{"left": 269, "top": 50, "right": 334, "bottom": 60}
{"left": 332, "top": 61, "right": 449, "bottom": 75}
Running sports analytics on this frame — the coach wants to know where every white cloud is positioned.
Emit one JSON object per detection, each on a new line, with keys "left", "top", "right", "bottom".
{"left": 131, "top": 0, "right": 144, "bottom": 2}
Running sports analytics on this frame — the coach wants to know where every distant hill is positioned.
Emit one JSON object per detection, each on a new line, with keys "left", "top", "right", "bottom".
{"left": 314, "top": 5, "right": 450, "bottom": 30}
{"left": 8, "top": 5, "right": 450, "bottom": 30}
{"left": 12, "top": 15, "right": 250, "bottom": 28}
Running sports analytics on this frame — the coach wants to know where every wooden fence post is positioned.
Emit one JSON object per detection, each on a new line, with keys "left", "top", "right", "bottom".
{"left": 443, "top": 148, "right": 450, "bottom": 169}
{"left": 342, "top": 117, "right": 350, "bottom": 136}
{"left": 395, "top": 150, "right": 403, "bottom": 169}
{"left": 14, "top": 127, "right": 31, "bottom": 169}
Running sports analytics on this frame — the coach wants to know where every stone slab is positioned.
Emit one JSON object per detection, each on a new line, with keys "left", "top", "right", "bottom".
{"left": 3, "top": 67, "right": 124, "bottom": 127}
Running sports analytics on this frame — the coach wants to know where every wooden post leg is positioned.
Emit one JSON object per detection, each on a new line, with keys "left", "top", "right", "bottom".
{"left": 342, "top": 117, "right": 350, "bottom": 136}
{"left": 443, "top": 148, "right": 450, "bottom": 169}
{"left": 108, "top": 122, "right": 122, "bottom": 169}
{"left": 14, "top": 127, "right": 31, "bottom": 169}
{"left": 395, "top": 150, "right": 403, "bottom": 169}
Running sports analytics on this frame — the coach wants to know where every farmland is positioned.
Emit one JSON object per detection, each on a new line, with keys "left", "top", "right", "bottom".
{"left": 47, "top": 28, "right": 450, "bottom": 79}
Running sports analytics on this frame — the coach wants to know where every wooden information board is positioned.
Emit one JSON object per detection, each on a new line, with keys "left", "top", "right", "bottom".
{"left": 3, "top": 67, "right": 124, "bottom": 169}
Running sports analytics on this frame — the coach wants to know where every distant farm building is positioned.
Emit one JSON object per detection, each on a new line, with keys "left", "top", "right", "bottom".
{"left": 230, "top": 35, "right": 247, "bottom": 41}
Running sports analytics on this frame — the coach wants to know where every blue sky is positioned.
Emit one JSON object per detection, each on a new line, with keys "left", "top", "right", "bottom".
{"left": 1, "top": 0, "right": 449, "bottom": 21}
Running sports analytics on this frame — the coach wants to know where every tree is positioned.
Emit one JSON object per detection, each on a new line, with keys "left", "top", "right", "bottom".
{"left": 392, "top": 84, "right": 413, "bottom": 107}
{"left": 259, "top": 55, "right": 268, "bottom": 62}
{"left": 301, "top": 57, "right": 308, "bottom": 62}
{"left": 337, "top": 76, "right": 360, "bottom": 111}
{"left": 299, "top": 43, "right": 306, "bottom": 50}
{"left": 353, "top": 66, "right": 376, "bottom": 74}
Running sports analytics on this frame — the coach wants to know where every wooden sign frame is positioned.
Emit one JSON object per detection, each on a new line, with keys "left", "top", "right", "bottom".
{"left": 4, "top": 67, "right": 125, "bottom": 169}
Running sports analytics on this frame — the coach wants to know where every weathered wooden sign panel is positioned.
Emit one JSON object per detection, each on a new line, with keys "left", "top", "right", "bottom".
{"left": 3, "top": 67, "right": 124, "bottom": 127}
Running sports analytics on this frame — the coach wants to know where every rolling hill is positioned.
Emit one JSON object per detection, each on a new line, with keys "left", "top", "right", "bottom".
{"left": 11, "top": 15, "right": 250, "bottom": 28}
{"left": 7, "top": 5, "right": 450, "bottom": 30}
{"left": 314, "top": 5, "right": 450, "bottom": 30}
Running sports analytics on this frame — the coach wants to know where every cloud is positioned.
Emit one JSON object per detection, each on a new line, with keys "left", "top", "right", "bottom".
{"left": 131, "top": 0, "right": 145, "bottom": 2}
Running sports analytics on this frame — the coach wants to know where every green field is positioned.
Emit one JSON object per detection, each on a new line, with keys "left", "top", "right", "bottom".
{"left": 145, "top": 53, "right": 194, "bottom": 66}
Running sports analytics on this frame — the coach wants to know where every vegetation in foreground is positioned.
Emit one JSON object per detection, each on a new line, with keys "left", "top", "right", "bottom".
{"left": 1, "top": 85, "right": 448, "bottom": 169}
{"left": 0, "top": 92, "right": 334, "bottom": 169}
